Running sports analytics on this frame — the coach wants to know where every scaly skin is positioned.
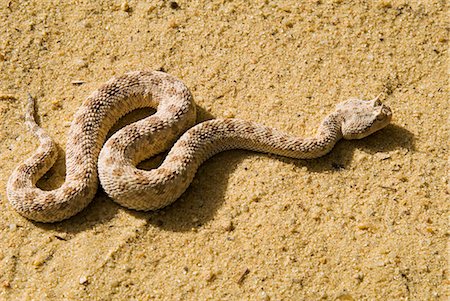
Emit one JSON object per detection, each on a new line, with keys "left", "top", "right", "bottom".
{"left": 7, "top": 71, "right": 392, "bottom": 222}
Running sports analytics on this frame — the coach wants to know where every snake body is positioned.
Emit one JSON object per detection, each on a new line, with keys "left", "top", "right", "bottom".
{"left": 7, "top": 71, "right": 392, "bottom": 222}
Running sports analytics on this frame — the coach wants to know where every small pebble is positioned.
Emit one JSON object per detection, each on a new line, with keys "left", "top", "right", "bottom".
{"left": 236, "top": 268, "right": 250, "bottom": 284}
{"left": 2, "top": 281, "right": 10, "bottom": 288}
{"left": 51, "top": 100, "right": 62, "bottom": 110}
{"left": 374, "top": 260, "right": 385, "bottom": 267}
{"left": 168, "top": 18, "right": 179, "bottom": 29}
{"left": 249, "top": 194, "right": 261, "bottom": 203}
{"left": 9, "top": 223, "right": 17, "bottom": 231}
{"left": 79, "top": 275, "right": 88, "bottom": 285}
{"left": 80, "top": 20, "right": 92, "bottom": 29}
{"left": 260, "top": 291, "right": 270, "bottom": 301}
{"left": 354, "top": 272, "right": 365, "bottom": 281}
{"left": 71, "top": 80, "right": 85, "bottom": 85}
{"left": 205, "top": 271, "right": 216, "bottom": 282}
{"left": 222, "top": 220, "right": 234, "bottom": 232}
{"left": 375, "top": 153, "right": 391, "bottom": 160}
{"left": 169, "top": 1, "right": 179, "bottom": 9}
{"left": 426, "top": 227, "right": 435, "bottom": 234}
{"left": 54, "top": 234, "right": 68, "bottom": 241}
{"left": 121, "top": 1, "right": 131, "bottom": 12}
{"left": 111, "top": 280, "right": 120, "bottom": 288}
{"left": 223, "top": 110, "right": 235, "bottom": 118}
{"left": 73, "top": 58, "right": 87, "bottom": 69}
{"left": 33, "top": 259, "right": 45, "bottom": 267}
{"left": 357, "top": 224, "right": 370, "bottom": 230}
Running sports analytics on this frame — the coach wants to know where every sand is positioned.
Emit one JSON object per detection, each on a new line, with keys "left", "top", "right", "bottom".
{"left": 0, "top": 0, "right": 448, "bottom": 300}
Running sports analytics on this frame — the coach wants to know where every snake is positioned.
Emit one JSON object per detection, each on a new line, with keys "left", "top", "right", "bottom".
{"left": 6, "top": 71, "right": 392, "bottom": 222}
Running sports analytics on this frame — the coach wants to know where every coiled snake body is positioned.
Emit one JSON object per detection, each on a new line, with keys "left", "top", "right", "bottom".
{"left": 7, "top": 71, "right": 392, "bottom": 222}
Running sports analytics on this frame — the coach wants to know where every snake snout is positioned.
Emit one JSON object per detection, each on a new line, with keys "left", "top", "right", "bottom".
{"left": 376, "top": 104, "right": 392, "bottom": 122}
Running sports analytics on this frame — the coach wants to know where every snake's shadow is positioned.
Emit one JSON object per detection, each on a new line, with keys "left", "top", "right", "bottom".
{"left": 137, "top": 122, "right": 415, "bottom": 233}
{"left": 33, "top": 106, "right": 414, "bottom": 234}
{"left": 290, "top": 123, "right": 415, "bottom": 173}
{"left": 32, "top": 105, "right": 219, "bottom": 233}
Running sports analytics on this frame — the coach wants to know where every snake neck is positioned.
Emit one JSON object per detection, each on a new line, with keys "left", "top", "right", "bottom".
{"left": 298, "top": 111, "right": 343, "bottom": 158}
{"left": 317, "top": 111, "right": 344, "bottom": 141}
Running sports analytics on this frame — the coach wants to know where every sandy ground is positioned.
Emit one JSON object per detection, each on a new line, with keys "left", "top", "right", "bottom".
{"left": 0, "top": 0, "right": 448, "bottom": 300}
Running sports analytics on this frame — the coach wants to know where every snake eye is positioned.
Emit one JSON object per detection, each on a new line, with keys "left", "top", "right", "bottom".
{"left": 376, "top": 109, "right": 387, "bottom": 121}
{"left": 373, "top": 99, "right": 382, "bottom": 107}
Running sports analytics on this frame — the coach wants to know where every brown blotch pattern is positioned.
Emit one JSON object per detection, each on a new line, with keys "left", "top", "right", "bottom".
{"left": 13, "top": 179, "right": 25, "bottom": 190}
{"left": 104, "top": 156, "right": 117, "bottom": 166}
{"left": 155, "top": 168, "right": 171, "bottom": 177}
{"left": 44, "top": 193, "right": 56, "bottom": 203}
{"left": 245, "top": 125, "right": 256, "bottom": 135}
{"left": 16, "top": 164, "right": 30, "bottom": 174}
{"left": 25, "top": 191, "right": 38, "bottom": 200}
{"left": 167, "top": 104, "right": 179, "bottom": 114}
{"left": 278, "top": 136, "right": 288, "bottom": 145}
{"left": 74, "top": 154, "right": 84, "bottom": 166}
{"left": 167, "top": 155, "right": 179, "bottom": 162}
{"left": 168, "top": 87, "right": 177, "bottom": 95}
{"left": 63, "top": 186, "right": 77, "bottom": 196}
{"left": 135, "top": 173, "right": 148, "bottom": 185}
{"left": 112, "top": 167, "right": 124, "bottom": 177}
{"left": 176, "top": 140, "right": 190, "bottom": 149}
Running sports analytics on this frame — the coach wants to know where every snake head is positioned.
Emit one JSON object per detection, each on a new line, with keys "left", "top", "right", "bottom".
{"left": 337, "top": 97, "right": 392, "bottom": 140}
